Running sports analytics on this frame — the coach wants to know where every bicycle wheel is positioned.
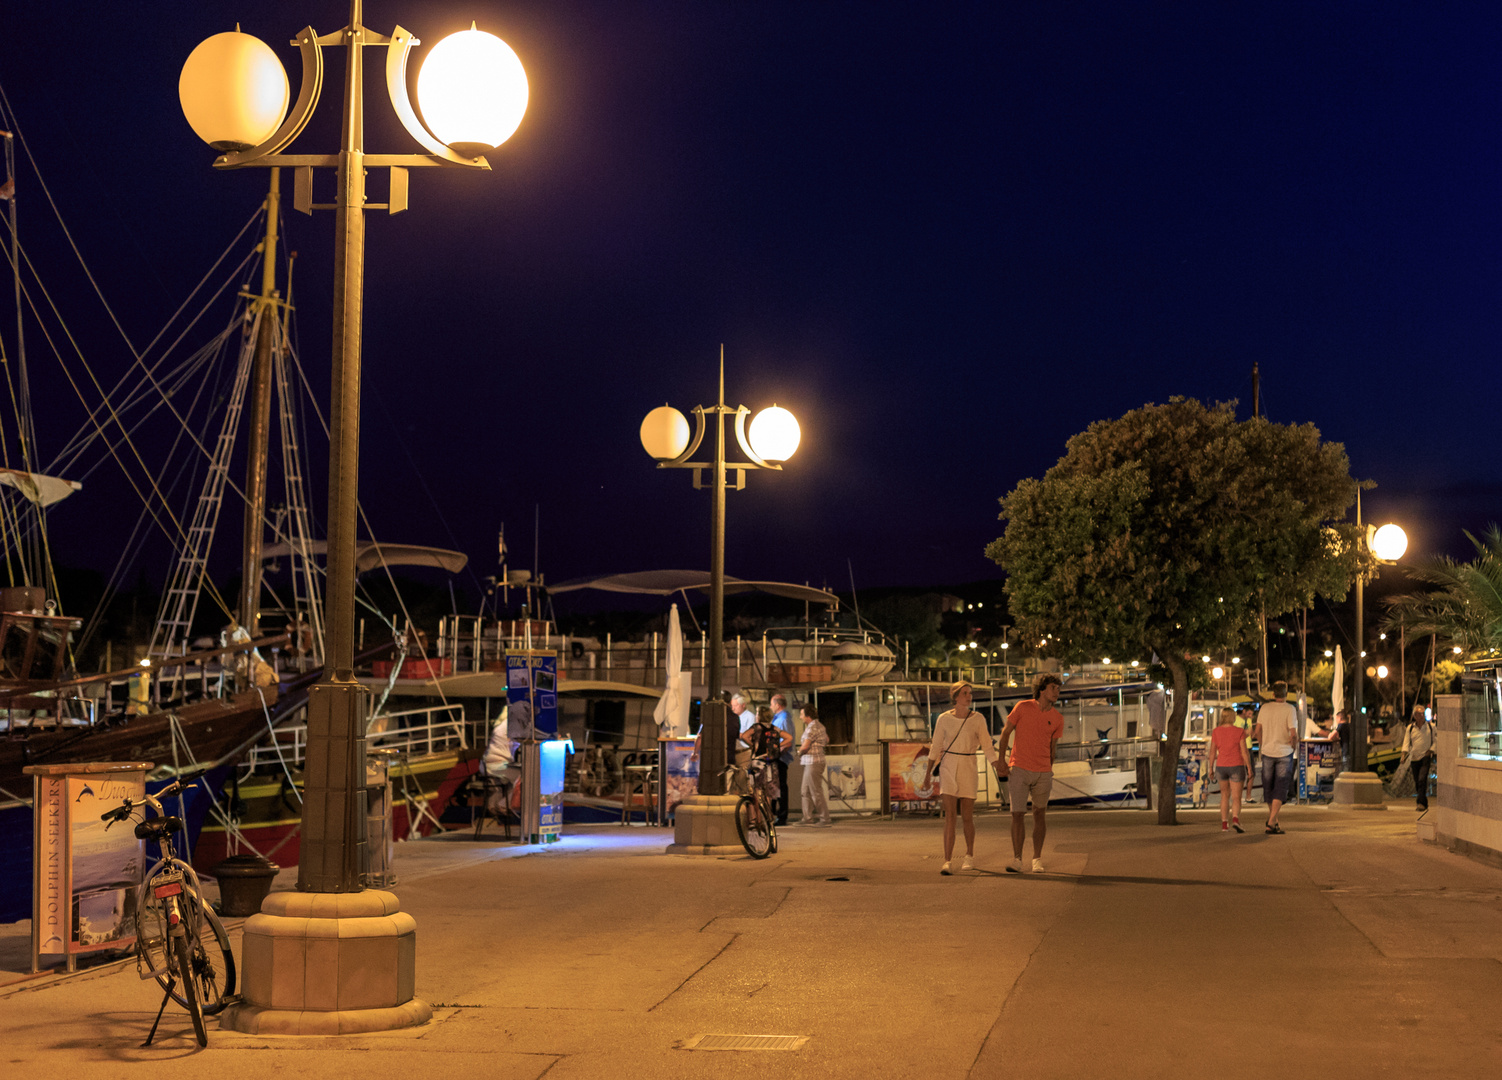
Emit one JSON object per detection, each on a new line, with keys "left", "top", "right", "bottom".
{"left": 135, "top": 880, "right": 235, "bottom": 1014}
{"left": 173, "top": 925, "right": 208, "bottom": 1047}
{"left": 734, "top": 795, "right": 772, "bottom": 859}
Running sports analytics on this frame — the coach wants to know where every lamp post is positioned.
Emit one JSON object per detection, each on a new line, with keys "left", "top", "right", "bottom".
{"left": 1336, "top": 487, "right": 1406, "bottom": 808}
{"left": 180, "top": 2, "right": 526, "bottom": 1033}
{"left": 640, "top": 352, "right": 799, "bottom": 804}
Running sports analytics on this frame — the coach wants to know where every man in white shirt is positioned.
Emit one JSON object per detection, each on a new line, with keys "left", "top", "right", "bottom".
{"left": 1401, "top": 705, "right": 1436, "bottom": 812}
{"left": 1254, "top": 681, "right": 1300, "bottom": 834}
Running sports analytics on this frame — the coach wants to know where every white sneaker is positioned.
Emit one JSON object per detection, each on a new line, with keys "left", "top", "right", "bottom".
{"left": 961, "top": 855, "right": 975, "bottom": 872}
{"left": 1031, "top": 858, "right": 1046, "bottom": 873}
{"left": 1005, "top": 858, "right": 1023, "bottom": 874}
{"left": 940, "top": 861, "right": 952, "bottom": 876}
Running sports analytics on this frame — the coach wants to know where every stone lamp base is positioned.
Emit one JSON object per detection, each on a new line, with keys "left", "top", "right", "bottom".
{"left": 1331, "top": 771, "right": 1389, "bottom": 810}
{"left": 666, "top": 793, "right": 746, "bottom": 855}
{"left": 220, "top": 889, "right": 430, "bottom": 1036}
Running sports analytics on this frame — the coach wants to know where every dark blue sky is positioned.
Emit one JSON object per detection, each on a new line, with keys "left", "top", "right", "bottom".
{"left": 3, "top": 2, "right": 1500, "bottom": 610}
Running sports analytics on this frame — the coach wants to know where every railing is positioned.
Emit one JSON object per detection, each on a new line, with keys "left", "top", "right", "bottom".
{"left": 1054, "top": 736, "right": 1160, "bottom": 771}
{"left": 244, "top": 704, "right": 467, "bottom": 773}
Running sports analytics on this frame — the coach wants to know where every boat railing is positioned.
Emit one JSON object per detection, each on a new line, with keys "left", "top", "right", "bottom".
{"left": 243, "top": 703, "right": 466, "bottom": 774}
{"left": 1054, "top": 736, "right": 1160, "bottom": 770}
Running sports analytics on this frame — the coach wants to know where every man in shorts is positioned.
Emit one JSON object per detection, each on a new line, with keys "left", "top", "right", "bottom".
{"left": 996, "top": 673, "right": 1064, "bottom": 873}
{"left": 1253, "top": 681, "right": 1299, "bottom": 834}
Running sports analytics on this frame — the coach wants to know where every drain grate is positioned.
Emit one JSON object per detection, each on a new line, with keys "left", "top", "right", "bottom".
{"left": 681, "top": 1034, "right": 808, "bottom": 1052}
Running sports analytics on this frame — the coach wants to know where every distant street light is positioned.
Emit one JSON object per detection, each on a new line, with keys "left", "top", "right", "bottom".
{"left": 641, "top": 354, "right": 797, "bottom": 798}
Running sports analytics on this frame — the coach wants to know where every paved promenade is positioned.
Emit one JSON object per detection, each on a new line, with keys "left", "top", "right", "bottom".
{"left": 2, "top": 802, "right": 1499, "bottom": 1078}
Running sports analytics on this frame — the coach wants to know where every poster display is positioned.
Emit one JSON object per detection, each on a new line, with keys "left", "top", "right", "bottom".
{"left": 1299, "top": 738, "right": 1340, "bottom": 802}
{"left": 27, "top": 762, "right": 148, "bottom": 971}
{"left": 824, "top": 755, "right": 867, "bottom": 801}
{"left": 659, "top": 737, "right": 698, "bottom": 821}
{"left": 537, "top": 740, "right": 566, "bottom": 842}
{"left": 506, "top": 650, "right": 558, "bottom": 736}
{"left": 887, "top": 741, "right": 939, "bottom": 808}
{"left": 1176, "top": 740, "right": 1209, "bottom": 807}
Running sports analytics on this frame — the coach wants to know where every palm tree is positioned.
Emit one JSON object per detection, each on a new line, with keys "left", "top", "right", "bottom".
{"left": 1382, "top": 526, "right": 1502, "bottom": 653}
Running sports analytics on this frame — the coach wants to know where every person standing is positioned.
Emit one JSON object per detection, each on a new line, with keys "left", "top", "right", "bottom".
{"left": 996, "top": 673, "right": 1064, "bottom": 873}
{"left": 1254, "top": 681, "right": 1300, "bottom": 834}
{"left": 1402, "top": 704, "right": 1436, "bottom": 811}
{"left": 796, "top": 703, "right": 831, "bottom": 826}
{"left": 690, "top": 690, "right": 755, "bottom": 768}
{"left": 923, "top": 681, "right": 998, "bottom": 875}
{"left": 770, "top": 693, "right": 794, "bottom": 825}
{"left": 739, "top": 705, "right": 792, "bottom": 827}
{"left": 1206, "top": 710, "right": 1251, "bottom": 833}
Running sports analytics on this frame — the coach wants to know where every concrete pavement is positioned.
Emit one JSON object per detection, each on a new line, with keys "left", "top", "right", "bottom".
{"left": 2, "top": 801, "right": 1500, "bottom": 1078}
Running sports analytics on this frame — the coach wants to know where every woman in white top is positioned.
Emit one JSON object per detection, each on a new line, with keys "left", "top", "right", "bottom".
{"left": 923, "top": 681, "right": 998, "bottom": 875}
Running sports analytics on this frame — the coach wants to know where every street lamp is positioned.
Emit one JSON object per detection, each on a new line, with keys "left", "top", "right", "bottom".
{"left": 1335, "top": 487, "right": 1406, "bottom": 809}
{"left": 181, "top": 2, "right": 527, "bottom": 1034}
{"left": 641, "top": 353, "right": 797, "bottom": 810}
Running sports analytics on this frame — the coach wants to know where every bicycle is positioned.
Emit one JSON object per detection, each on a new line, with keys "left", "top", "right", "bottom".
{"left": 723, "top": 759, "right": 778, "bottom": 859}
{"left": 101, "top": 779, "right": 237, "bottom": 1048}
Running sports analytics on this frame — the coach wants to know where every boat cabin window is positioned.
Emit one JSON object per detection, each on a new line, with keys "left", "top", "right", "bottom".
{"left": 817, "top": 690, "right": 854, "bottom": 748}
{"left": 587, "top": 699, "right": 626, "bottom": 743}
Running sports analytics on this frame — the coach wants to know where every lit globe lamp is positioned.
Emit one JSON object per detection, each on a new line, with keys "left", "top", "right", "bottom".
{"left": 640, "top": 405, "right": 691, "bottom": 461}
{"left": 179, "top": 29, "right": 290, "bottom": 151}
{"left": 748, "top": 405, "right": 800, "bottom": 462}
{"left": 418, "top": 24, "right": 529, "bottom": 158}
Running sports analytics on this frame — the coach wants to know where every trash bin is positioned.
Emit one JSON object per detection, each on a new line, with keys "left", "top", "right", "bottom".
{"left": 211, "top": 853, "right": 279, "bottom": 917}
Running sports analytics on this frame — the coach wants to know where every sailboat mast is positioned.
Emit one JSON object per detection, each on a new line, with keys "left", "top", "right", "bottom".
{"left": 3, "top": 128, "right": 41, "bottom": 589}
{"left": 238, "top": 170, "right": 281, "bottom": 634}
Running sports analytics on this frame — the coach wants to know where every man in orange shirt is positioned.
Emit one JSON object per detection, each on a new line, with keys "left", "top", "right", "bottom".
{"left": 996, "top": 673, "right": 1064, "bottom": 873}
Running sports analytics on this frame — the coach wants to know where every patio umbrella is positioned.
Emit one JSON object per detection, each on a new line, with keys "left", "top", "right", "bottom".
{"left": 1332, "top": 645, "right": 1345, "bottom": 718}
{"left": 653, "top": 603, "right": 691, "bottom": 737}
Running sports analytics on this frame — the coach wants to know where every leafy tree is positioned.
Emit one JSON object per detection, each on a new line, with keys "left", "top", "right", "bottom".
{"left": 986, "top": 398, "right": 1360, "bottom": 824}
{"left": 1383, "top": 526, "right": 1502, "bottom": 654}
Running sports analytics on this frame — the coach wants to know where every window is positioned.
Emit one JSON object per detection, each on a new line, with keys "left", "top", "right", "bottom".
{"left": 1460, "top": 671, "right": 1502, "bottom": 761}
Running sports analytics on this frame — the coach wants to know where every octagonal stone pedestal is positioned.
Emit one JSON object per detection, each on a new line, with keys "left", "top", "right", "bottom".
{"left": 666, "top": 794, "right": 745, "bottom": 855}
{"left": 220, "top": 889, "right": 431, "bottom": 1035}
{"left": 1331, "top": 771, "right": 1388, "bottom": 810}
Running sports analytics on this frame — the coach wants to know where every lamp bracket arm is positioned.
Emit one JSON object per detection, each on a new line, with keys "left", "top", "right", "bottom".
{"left": 385, "top": 25, "right": 491, "bottom": 171}
{"left": 661, "top": 405, "right": 708, "bottom": 468}
{"left": 733, "top": 405, "right": 780, "bottom": 471}
{"left": 214, "top": 28, "right": 325, "bottom": 170}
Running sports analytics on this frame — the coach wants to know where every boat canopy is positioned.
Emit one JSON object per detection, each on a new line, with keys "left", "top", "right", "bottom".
{"left": 550, "top": 570, "right": 840, "bottom": 608}
{"left": 260, "top": 541, "right": 468, "bottom": 575}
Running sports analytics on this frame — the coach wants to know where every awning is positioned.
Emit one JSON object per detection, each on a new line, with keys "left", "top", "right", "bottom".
{"left": 260, "top": 540, "right": 468, "bottom": 575}
{"left": 550, "top": 570, "right": 840, "bottom": 608}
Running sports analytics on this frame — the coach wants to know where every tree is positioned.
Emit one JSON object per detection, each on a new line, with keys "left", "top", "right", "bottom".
{"left": 986, "top": 398, "right": 1360, "bottom": 824}
{"left": 1383, "top": 526, "right": 1502, "bottom": 655}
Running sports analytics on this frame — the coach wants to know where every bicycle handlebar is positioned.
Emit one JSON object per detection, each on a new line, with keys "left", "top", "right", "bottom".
{"left": 98, "top": 780, "right": 195, "bottom": 828}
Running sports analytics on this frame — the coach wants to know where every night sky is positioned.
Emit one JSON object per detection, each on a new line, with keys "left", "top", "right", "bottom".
{"left": 3, "top": 2, "right": 1501, "bottom": 620}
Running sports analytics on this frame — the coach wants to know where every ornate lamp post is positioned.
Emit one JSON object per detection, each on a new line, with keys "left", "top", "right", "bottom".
{"left": 1335, "top": 488, "right": 1406, "bottom": 809}
{"left": 640, "top": 355, "right": 798, "bottom": 849}
{"left": 179, "top": 2, "right": 526, "bottom": 1033}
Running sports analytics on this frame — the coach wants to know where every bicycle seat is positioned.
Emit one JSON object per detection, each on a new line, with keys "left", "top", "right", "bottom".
{"left": 135, "top": 816, "right": 184, "bottom": 840}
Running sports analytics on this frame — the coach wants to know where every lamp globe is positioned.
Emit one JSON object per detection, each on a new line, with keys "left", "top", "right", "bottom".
{"left": 748, "top": 405, "right": 800, "bottom": 462}
{"left": 179, "top": 30, "right": 290, "bottom": 151}
{"left": 418, "top": 26, "right": 529, "bottom": 157}
{"left": 1371, "top": 523, "right": 1408, "bottom": 562}
{"left": 640, "top": 405, "right": 690, "bottom": 461}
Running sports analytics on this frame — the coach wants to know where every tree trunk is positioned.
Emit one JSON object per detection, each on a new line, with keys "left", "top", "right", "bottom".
{"left": 1155, "top": 648, "right": 1188, "bottom": 825}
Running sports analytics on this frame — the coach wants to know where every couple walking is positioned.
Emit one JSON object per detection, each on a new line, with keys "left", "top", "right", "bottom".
{"left": 924, "top": 673, "right": 1063, "bottom": 875}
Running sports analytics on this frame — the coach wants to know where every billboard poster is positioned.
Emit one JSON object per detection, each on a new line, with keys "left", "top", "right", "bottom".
{"left": 887, "top": 741, "right": 938, "bottom": 806}
{"left": 537, "top": 740, "right": 566, "bottom": 842}
{"left": 1299, "top": 738, "right": 1340, "bottom": 801}
{"left": 1176, "top": 740, "right": 1208, "bottom": 807}
{"left": 506, "top": 650, "right": 558, "bottom": 736}
{"left": 660, "top": 738, "right": 698, "bottom": 819}
{"left": 824, "top": 756, "right": 867, "bottom": 802}
{"left": 33, "top": 768, "right": 146, "bottom": 957}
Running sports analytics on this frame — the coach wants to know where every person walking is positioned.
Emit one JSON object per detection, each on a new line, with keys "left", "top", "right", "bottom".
{"left": 1206, "top": 709, "right": 1251, "bottom": 833}
{"left": 1254, "top": 681, "right": 1300, "bottom": 834}
{"left": 796, "top": 703, "right": 831, "bottom": 826}
{"left": 770, "top": 693, "right": 794, "bottom": 826}
{"left": 996, "top": 673, "right": 1064, "bottom": 873}
{"left": 1402, "top": 704, "right": 1436, "bottom": 811}
{"left": 923, "top": 681, "right": 998, "bottom": 875}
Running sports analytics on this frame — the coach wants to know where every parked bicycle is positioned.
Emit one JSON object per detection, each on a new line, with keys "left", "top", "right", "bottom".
{"left": 101, "top": 779, "right": 236, "bottom": 1047}
{"left": 722, "top": 760, "right": 778, "bottom": 859}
